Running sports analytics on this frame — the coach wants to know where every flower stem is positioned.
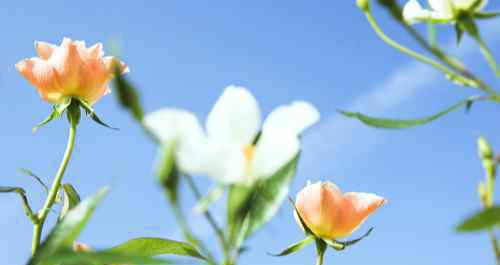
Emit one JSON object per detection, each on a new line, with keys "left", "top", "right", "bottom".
{"left": 316, "top": 251, "right": 325, "bottom": 265}
{"left": 363, "top": 11, "right": 480, "bottom": 88}
{"left": 31, "top": 122, "right": 77, "bottom": 255}
{"left": 474, "top": 35, "right": 500, "bottom": 78}
{"left": 488, "top": 230, "right": 500, "bottom": 265}
{"left": 185, "top": 174, "right": 228, "bottom": 259}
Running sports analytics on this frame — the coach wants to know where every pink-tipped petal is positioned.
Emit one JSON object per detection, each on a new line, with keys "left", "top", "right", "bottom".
{"left": 34, "top": 41, "right": 57, "bottom": 60}
{"left": 88, "top": 43, "right": 103, "bottom": 59}
{"left": 15, "top": 58, "right": 64, "bottom": 103}
{"left": 334, "top": 192, "right": 386, "bottom": 238}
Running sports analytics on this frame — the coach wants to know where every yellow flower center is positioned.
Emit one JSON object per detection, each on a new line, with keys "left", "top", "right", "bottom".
{"left": 243, "top": 144, "right": 256, "bottom": 169}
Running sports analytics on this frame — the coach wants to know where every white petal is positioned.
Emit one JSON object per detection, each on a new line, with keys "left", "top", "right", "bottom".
{"left": 452, "top": 0, "right": 487, "bottom": 10}
{"left": 403, "top": 0, "right": 432, "bottom": 23}
{"left": 176, "top": 136, "right": 211, "bottom": 174}
{"left": 202, "top": 141, "right": 247, "bottom": 184}
{"left": 143, "top": 108, "right": 204, "bottom": 143}
{"left": 428, "top": 0, "right": 454, "bottom": 17}
{"left": 262, "top": 101, "right": 320, "bottom": 137}
{"left": 206, "top": 86, "right": 261, "bottom": 146}
{"left": 250, "top": 129, "right": 299, "bottom": 180}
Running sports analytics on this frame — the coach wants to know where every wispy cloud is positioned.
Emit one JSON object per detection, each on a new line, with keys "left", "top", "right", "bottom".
{"left": 301, "top": 20, "right": 500, "bottom": 174}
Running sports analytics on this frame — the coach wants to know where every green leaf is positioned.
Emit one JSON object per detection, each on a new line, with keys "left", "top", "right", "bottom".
{"left": 109, "top": 237, "right": 206, "bottom": 260}
{"left": 269, "top": 235, "right": 315, "bottom": 257}
{"left": 29, "top": 187, "right": 109, "bottom": 265}
{"left": 76, "top": 98, "right": 117, "bottom": 130}
{"left": 289, "top": 198, "right": 314, "bottom": 236}
{"left": 58, "top": 183, "right": 82, "bottom": 222}
{"left": 155, "top": 141, "right": 179, "bottom": 204}
{"left": 474, "top": 11, "right": 500, "bottom": 19}
{"left": 0, "top": 186, "right": 37, "bottom": 222}
{"left": 19, "top": 168, "right": 49, "bottom": 193}
{"left": 227, "top": 154, "right": 300, "bottom": 242}
{"left": 113, "top": 67, "right": 144, "bottom": 122}
{"left": 456, "top": 206, "right": 500, "bottom": 232}
{"left": 33, "top": 98, "right": 72, "bottom": 132}
{"left": 455, "top": 23, "right": 465, "bottom": 45}
{"left": 246, "top": 154, "right": 300, "bottom": 236}
{"left": 457, "top": 16, "right": 479, "bottom": 38}
{"left": 0, "top": 186, "right": 24, "bottom": 193}
{"left": 338, "top": 96, "right": 479, "bottom": 129}
{"left": 194, "top": 184, "right": 225, "bottom": 214}
{"left": 325, "top": 227, "right": 374, "bottom": 251}
{"left": 44, "top": 248, "right": 170, "bottom": 265}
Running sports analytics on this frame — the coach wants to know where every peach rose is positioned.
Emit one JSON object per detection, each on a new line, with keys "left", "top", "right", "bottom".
{"left": 295, "top": 181, "right": 386, "bottom": 239}
{"left": 16, "top": 37, "right": 128, "bottom": 105}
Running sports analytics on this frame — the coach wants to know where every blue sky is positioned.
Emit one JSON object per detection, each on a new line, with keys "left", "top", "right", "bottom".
{"left": 1, "top": 1, "right": 500, "bottom": 265}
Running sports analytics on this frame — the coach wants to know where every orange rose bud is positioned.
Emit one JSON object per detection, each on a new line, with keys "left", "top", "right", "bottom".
{"left": 16, "top": 37, "right": 128, "bottom": 105}
{"left": 73, "top": 242, "right": 92, "bottom": 252}
{"left": 295, "top": 181, "right": 386, "bottom": 239}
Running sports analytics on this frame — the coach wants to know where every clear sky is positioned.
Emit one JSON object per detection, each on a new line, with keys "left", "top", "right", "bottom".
{"left": 1, "top": 1, "right": 500, "bottom": 265}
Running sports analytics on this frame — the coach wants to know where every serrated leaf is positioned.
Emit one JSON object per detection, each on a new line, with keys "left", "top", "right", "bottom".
{"left": 338, "top": 97, "right": 479, "bottom": 129}
{"left": 58, "top": 183, "right": 82, "bottom": 222}
{"left": 76, "top": 98, "right": 117, "bottom": 130}
{"left": 28, "top": 187, "right": 109, "bottom": 265}
{"left": 44, "top": 248, "right": 170, "bottom": 265}
{"left": 19, "top": 168, "right": 49, "bottom": 193}
{"left": 33, "top": 99, "right": 72, "bottom": 132}
{"left": 194, "top": 184, "right": 225, "bottom": 214}
{"left": 109, "top": 237, "right": 206, "bottom": 260}
{"left": 113, "top": 66, "right": 144, "bottom": 122}
{"left": 227, "top": 154, "right": 300, "bottom": 242}
{"left": 456, "top": 206, "right": 500, "bottom": 232}
{"left": 269, "top": 235, "right": 314, "bottom": 257}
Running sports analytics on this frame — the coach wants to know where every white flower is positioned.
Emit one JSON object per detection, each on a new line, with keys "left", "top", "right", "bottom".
{"left": 144, "top": 86, "right": 320, "bottom": 184}
{"left": 402, "top": 0, "right": 488, "bottom": 24}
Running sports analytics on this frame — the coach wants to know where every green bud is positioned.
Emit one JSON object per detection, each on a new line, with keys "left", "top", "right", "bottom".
{"left": 478, "top": 136, "right": 493, "bottom": 160}
{"left": 482, "top": 159, "right": 497, "bottom": 179}
{"left": 356, "top": 0, "right": 370, "bottom": 12}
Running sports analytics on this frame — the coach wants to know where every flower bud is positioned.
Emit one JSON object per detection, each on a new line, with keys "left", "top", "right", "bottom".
{"left": 478, "top": 136, "right": 494, "bottom": 160}
{"left": 295, "top": 181, "right": 386, "bottom": 239}
{"left": 73, "top": 242, "right": 91, "bottom": 252}
{"left": 356, "top": 0, "right": 370, "bottom": 11}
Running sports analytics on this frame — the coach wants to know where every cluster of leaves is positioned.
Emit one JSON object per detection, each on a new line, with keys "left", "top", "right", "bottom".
{"left": 26, "top": 187, "right": 207, "bottom": 265}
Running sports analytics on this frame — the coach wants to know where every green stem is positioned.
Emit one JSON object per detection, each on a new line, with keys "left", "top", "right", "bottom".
{"left": 488, "top": 230, "right": 500, "bottom": 265}
{"left": 170, "top": 200, "right": 217, "bottom": 265}
{"left": 140, "top": 122, "right": 218, "bottom": 264}
{"left": 364, "top": 11, "right": 479, "bottom": 88}
{"left": 475, "top": 35, "right": 500, "bottom": 78}
{"left": 185, "top": 174, "right": 228, "bottom": 259}
{"left": 31, "top": 123, "right": 77, "bottom": 255}
{"left": 386, "top": 7, "right": 500, "bottom": 101}
{"left": 316, "top": 251, "right": 325, "bottom": 265}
